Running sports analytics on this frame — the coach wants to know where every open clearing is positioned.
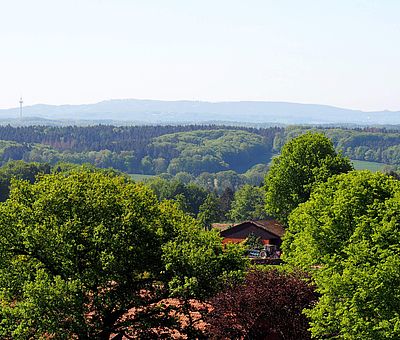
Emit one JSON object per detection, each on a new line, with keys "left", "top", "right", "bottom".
{"left": 351, "top": 160, "right": 385, "bottom": 172}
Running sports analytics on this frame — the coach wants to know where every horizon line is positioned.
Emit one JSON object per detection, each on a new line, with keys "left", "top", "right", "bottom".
{"left": 0, "top": 98, "right": 398, "bottom": 113}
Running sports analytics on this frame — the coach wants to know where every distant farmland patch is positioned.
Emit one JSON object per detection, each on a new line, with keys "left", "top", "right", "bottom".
{"left": 129, "top": 173, "right": 154, "bottom": 181}
{"left": 351, "top": 160, "right": 385, "bottom": 172}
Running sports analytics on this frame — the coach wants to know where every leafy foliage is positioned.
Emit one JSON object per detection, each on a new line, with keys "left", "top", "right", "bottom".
{"left": 145, "top": 177, "right": 208, "bottom": 216}
{"left": 0, "top": 160, "right": 51, "bottom": 201}
{"left": 277, "top": 126, "right": 400, "bottom": 165}
{"left": 244, "top": 232, "right": 264, "bottom": 249}
{"left": 283, "top": 171, "right": 400, "bottom": 339}
{"left": 218, "top": 187, "right": 234, "bottom": 220}
{"left": 197, "top": 193, "right": 223, "bottom": 230}
{"left": 229, "top": 184, "right": 267, "bottom": 222}
{"left": 264, "top": 132, "right": 353, "bottom": 223}
{"left": 0, "top": 170, "right": 246, "bottom": 338}
{"left": 193, "top": 170, "right": 246, "bottom": 194}
{"left": 150, "top": 129, "right": 270, "bottom": 175}
{"left": 206, "top": 269, "right": 317, "bottom": 340}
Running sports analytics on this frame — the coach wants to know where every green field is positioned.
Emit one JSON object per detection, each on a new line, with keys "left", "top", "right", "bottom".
{"left": 351, "top": 160, "right": 386, "bottom": 172}
{"left": 129, "top": 173, "right": 154, "bottom": 181}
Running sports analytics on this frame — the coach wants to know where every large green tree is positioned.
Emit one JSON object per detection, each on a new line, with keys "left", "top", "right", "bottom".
{"left": 0, "top": 171, "right": 246, "bottom": 339}
{"left": 264, "top": 132, "right": 352, "bottom": 223}
{"left": 283, "top": 171, "right": 400, "bottom": 339}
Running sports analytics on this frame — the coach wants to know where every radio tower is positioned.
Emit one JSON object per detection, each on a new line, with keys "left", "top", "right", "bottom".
{"left": 19, "top": 97, "right": 23, "bottom": 119}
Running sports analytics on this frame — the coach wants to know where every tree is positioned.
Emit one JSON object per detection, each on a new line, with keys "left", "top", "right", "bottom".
{"left": 264, "top": 132, "right": 352, "bottom": 223}
{"left": 140, "top": 155, "right": 154, "bottom": 174}
{"left": 197, "top": 193, "right": 223, "bottom": 230}
{"left": 0, "top": 160, "right": 51, "bottom": 201}
{"left": 244, "top": 232, "right": 263, "bottom": 249}
{"left": 174, "top": 171, "right": 195, "bottom": 184}
{"left": 229, "top": 184, "right": 267, "bottom": 222}
{"left": 206, "top": 269, "right": 317, "bottom": 339}
{"left": 218, "top": 187, "right": 234, "bottom": 220}
{"left": 0, "top": 170, "right": 246, "bottom": 339}
{"left": 242, "top": 163, "right": 269, "bottom": 186}
{"left": 145, "top": 177, "right": 208, "bottom": 216}
{"left": 283, "top": 171, "right": 400, "bottom": 339}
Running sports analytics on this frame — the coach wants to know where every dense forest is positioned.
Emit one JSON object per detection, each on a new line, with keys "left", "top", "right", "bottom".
{"left": 279, "top": 126, "right": 400, "bottom": 164}
{"left": 0, "top": 125, "right": 279, "bottom": 175}
{"left": 1, "top": 125, "right": 400, "bottom": 189}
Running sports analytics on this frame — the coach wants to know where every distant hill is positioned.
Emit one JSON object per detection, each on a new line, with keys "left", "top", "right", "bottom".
{"left": 1, "top": 99, "right": 400, "bottom": 125}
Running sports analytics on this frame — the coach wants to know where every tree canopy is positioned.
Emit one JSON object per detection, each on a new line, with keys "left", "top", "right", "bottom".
{"left": 0, "top": 170, "right": 246, "bottom": 339}
{"left": 207, "top": 269, "right": 317, "bottom": 339}
{"left": 197, "top": 193, "right": 223, "bottom": 230}
{"left": 0, "top": 160, "right": 51, "bottom": 201}
{"left": 151, "top": 129, "right": 270, "bottom": 175}
{"left": 1, "top": 125, "right": 400, "bottom": 176}
{"left": 229, "top": 184, "right": 267, "bottom": 222}
{"left": 264, "top": 132, "right": 353, "bottom": 223}
{"left": 283, "top": 171, "right": 400, "bottom": 339}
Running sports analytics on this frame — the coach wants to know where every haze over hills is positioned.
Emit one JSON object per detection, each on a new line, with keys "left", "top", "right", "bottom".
{"left": 1, "top": 99, "right": 400, "bottom": 125}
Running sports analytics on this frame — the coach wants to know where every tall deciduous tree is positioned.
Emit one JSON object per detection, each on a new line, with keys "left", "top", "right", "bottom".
{"left": 0, "top": 171, "right": 246, "bottom": 339}
{"left": 264, "top": 132, "right": 352, "bottom": 223}
{"left": 284, "top": 171, "right": 400, "bottom": 339}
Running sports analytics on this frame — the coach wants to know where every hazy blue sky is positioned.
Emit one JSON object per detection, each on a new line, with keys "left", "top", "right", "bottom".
{"left": 1, "top": 0, "right": 399, "bottom": 110}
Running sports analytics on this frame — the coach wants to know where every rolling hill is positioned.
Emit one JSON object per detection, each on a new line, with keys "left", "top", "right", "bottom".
{"left": 1, "top": 99, "right": 400, "bottom": 125}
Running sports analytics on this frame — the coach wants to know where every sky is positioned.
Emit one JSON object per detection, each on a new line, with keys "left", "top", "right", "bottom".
{"left": 0, "top": 0, "right": 399, "bottom": 111}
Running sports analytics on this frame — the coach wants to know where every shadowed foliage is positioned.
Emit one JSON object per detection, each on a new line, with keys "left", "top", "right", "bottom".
{"left": 206, "top": 269, "right": 317, "bottom": 340}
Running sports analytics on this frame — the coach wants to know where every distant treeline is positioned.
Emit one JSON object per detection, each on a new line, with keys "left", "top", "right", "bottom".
{"left": 0, "top": 125, "right": 280, "bottom": 174}
{"left": 0, "top": 125, "right": 279, "bottom": 153}
{"left": 1, "top": 124, "right": 400, "bottom": 175}
{"left": 279, "top": 126, "right": 400, "bottom": 165}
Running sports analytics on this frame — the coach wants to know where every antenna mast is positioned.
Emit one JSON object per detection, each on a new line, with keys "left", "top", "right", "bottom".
{"left": 19, "top": 97, "right": 23, "bottom": 119}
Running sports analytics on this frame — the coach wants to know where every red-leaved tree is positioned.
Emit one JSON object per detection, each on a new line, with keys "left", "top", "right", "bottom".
{"left": 206, "top": 269, "right": 317, "bottom": 340}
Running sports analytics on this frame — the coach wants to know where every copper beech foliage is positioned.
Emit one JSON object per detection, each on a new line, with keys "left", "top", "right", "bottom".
{"left": 206, "top": 269, "right": 317, "bottom": 340}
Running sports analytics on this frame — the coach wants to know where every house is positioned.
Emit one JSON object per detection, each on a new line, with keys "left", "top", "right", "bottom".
{"left": 219, "top": 219, "right": 284, "bottom": 246}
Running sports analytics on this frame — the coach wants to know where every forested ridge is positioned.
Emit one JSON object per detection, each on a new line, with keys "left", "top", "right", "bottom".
{"left": 0, "top": 124, "right": 400, "bottom": 177}
{"left": 280, "top": 126, "right": 400, "bottom": 164}
{"left": 0, "top": 125, "right": 279, "bottom": 174}
{"left": 0, "top": 124, "right": 279, "bottom": 152}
